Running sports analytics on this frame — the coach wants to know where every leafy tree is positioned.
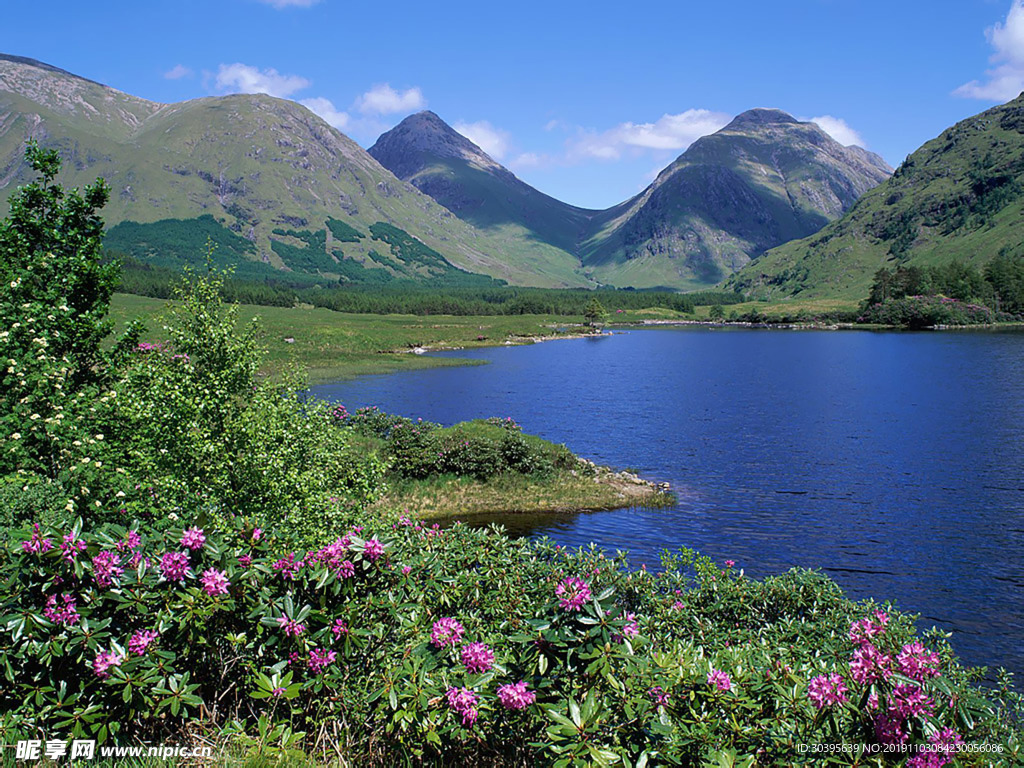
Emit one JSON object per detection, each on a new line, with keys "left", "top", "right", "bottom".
{"left": 0, "top": 142, "right": 131, "bottom": 476}
{"left": 709, "top": 304, "right": 726, "bottom": 320}
{"left": 584, "top": 297, "right": 607, "bottom": 327}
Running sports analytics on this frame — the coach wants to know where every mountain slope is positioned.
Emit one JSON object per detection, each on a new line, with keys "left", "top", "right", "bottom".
{"left": 578, "top": 109, "right": 893, "bottom": 289}
{"left": 0, "top": 54, "right": 590, "bottom": 288}
{"left": 369, "top": 111, "right": 596, "bottom": 281}
{"left": 727, "top": 96, "right": 1024, "bottom": 301}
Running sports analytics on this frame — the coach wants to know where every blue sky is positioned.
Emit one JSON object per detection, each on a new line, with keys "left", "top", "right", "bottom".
{"left": 3, "top": 0, "right": 1024, "bottom": 209}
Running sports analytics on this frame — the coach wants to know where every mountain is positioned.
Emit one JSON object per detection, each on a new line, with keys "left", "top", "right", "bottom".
{"left": 372, "top": 109, "right": 891, "bottom": 291}
{"left": 0, "top": 54, "right": 592, "bottom": 289}
{"left": 577, "top": 109, "right": 893, "bottom": 289}
{"left": 727, "top": 96, "right": 1024, "bottom": 301}
{"left": 369, "top": 111, "right": 596, "bottom": 278}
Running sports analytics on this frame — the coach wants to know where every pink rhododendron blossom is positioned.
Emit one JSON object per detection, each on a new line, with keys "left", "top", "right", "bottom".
{"left": 647, "top": 686, "right": 670, "bottom": 706}
{"left": 724, "top": 560, "right": 735, "bottom": 568}
{"left": 889, "top": 684, "right": 935, "bottom": 719}
{"left": 93, "top": 650, "right": 123, "bottom": 679}
{"left": 430, "top": 617, "right": 465, "bottom": 648}
{"left": 850, "top": 644, "right": 892, "bottom": 685}
{"left": 180, "top": 527, "right": 206, "bottom": 551}
{"left": 43, "top": 594, "right": 80, "bottom": 626}
{"left": 555, "top": 577, "right": 591, "bottom": 611}
{"left": 622, "top": 612, "right": 640, "bottom": 638}
{"left": 237, "top": 554, "right": 252, "bottom": 568}
{"left": 116, "top": 530, "right": 141, "bottom": 552}
{"left": 308, "top": 648, "right": 337, "bottom": 673}
{"left": 445, "top": 686, "right": 480, "bottom": 726}
{"left": 159, "top": 551, "right": 190, "bottom": 582}
{"left": 707, "top": 669, "right": 732, "bottom": 692}
{"left": 60, "top": 532, "right": 87, "bottom": 562}
{"left": 200, "top": 568, "right": 230, "bottom": 597}
{"left": 251, "top": 528, "right": 263, "bottom": 542}
{"left": 272, "top": 553, "right": 303, "bottom": 580}
{"left": 362, "top": 538, "right": 385, "bottom": 562}
{"left": 277, "top": 616, "right": 306, "bottom": 637}
{"left": 401, "top": 565, "right": 412, "bottom": 575}
{"left": 22, "top": 524, "right": 53, "bottom": 554}
{"left": 91, "top": 551, "right": 124, "bottom": 588}
{"left": 497, "top": 681, "right": 536, "bottom": 710}
{"left": 873, "top": 709, "right": 909, "bottom": 745}
{"left": 460, "top": 642, "right": 495, "bottom": 673}
{"left": 271, "top": 687, "right": 286, "bottom": 698}
{"left": 896, "top": 642, "right": 941, "bottom": 682}
{"left": 807, "top": 674, "right": 848, "bottom": 709}
{"left": 331, "top": 619, "right": 349, "bottom": 638}
{"left": 129, "top": 629, "right": 159, "bottom": 656}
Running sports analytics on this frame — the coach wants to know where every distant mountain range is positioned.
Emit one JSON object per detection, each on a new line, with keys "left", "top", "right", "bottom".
{"left": 2, "top": 53, "right": 893, "bottom": 291}
{"left": 727, "top": 94, "right": 1024, "bottom": 301}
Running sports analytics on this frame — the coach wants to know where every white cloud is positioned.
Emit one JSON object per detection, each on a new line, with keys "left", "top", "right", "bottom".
{"left": 509, "top": 152, "right": 544, "bottom": 168}
{"left": 454, "top": 120, "right": 511, "bottom": 159}
{"left": 567, "top": 109, "right": 730, "bottom": 161}
{"left": 355, "top": 84, "right": 425, "bottom": 115}
{"left": 300, "top": 97, "right": 349, "bottom": 129}
{"left": 215, "top": 63, "right": 311, "bottom": 98}
{"left": 256, "top": 0, "right": 321, "bottom": 8}
{"left": 809, "top": 115, "right": 866, "bottom": 147}
{"left": 164, "top": 64, "right": 193, "bottom": 80}
{"left": 955, "top": 0, "right": 1024, "bottom": 101}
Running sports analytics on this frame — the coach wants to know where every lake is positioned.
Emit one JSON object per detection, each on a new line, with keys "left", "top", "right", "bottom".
{"left": 311, "top": 327, "right": 1024, "bottom": 677}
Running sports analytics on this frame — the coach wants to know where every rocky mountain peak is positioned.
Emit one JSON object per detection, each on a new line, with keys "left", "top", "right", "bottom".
{"left": 723, "top": 108, "right": 800, "bottom": 131}
{"left": 369, "top": 111, "right": 500, "bottom": 176}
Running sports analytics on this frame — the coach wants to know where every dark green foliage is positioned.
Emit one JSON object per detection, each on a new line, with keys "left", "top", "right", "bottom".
{"left": 326, "top": 217, "right": 364, "bottom": 243}
{"left": 270, "top": 236, "right": 336, "bottom": 274}
{"left": 861, "top": 258, "right": 1022, "bottom": 325}
{"left": 986, "top": 249, "right": 1024, "bottom": 315}
{"left": 104, "top": 215, "right": 263, "bottom": 273}
{"left": 584, "top": 297, "right": 606, "bottom": 326}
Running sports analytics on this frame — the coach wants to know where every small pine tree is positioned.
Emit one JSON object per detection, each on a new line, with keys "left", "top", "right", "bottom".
{"left": 584, "top": 297, "right": 607, "bottom": 327}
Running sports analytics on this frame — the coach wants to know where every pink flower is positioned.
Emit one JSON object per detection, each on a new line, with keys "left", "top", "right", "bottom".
{"left": 401, "top": 565, "right": 412, "bottom": 576}
{"left": 430, "top": 617, "right": 465, "bottom": 648}
{"left": 807, "top": 674, "right": 848, "bottom": 709}
{"left": 707, "top": 668, "right": 732, "bottom": 692}
{"left": 889, "top": 684, "right": 934, "bottom": 719}
{"left": 93, "top": 650, "right": 123, "bottom": 679}
{"left": 272, "top": 553, "right": 303, "bottom": 580}
{"left": 622, "top": 612, "right": 640, "bottom": 638}
{"left": 180, "top": 527, "right": 206, "bottom": 551}
{"left": 308, "top": 648, "right": 337, "bottom": 674}
{"left": 555, "top": 577, "right": 591, "bottom": 611}
{"left": 43, "top": 594, "right": 80, "bottom": 626}
{"left": 647, "top": 686, "right": 670, "bottom": 706}
{"left": 445, "top": 686, "right": 480, "bottom": 726}
{"left": 91, "top": 551, "right": 124, "bottom": 588}
{"left": 237, "top": 554, "right": 252, "bottom": 568}
{"left": 116, "top": 530, "right": 141, "bottom": 552}
{"left": 907, "top": 728, "right": 964, "bottom": 768}
{"left": 671, "top": 600, "right": 684, "bottom": 611}
{"left": 251, "top": 528, "right": 263, "bottom": 542}
{"left": 129, "top": 629, "right": 159, "bottom": 656}
{"left": 724, "top": 560, "right": 735, "bottom": 568}
{"left": 873, "top": 709, "right": 909, "bottom": 745}
{"left": 59, "top": 532, "right": 87, "bottom": 562}
{"left": 159, "top": 551, "right": 190, "bottom": 582}
{"left": 362, "top": 538, "right": 385, "bottom": 562}
{"left": 22, "top": 524, "right": 53, "bottom": 554}
{"left": 460, "top": 642, "right": 495, "bottom": 674}
{"left": 335, "top": 560, "right": 355, "bottom": 579}
{"left": 331, "top": 618, "right": 349, "bottom": 638}
{"left": 271, "top": 687, "right": 286, "bottom": 698}
{"left": 896, "top": 642, "right": 941, "bottom": 682}
{"left": 200, "top": 568, "right": 230, "bottom": 597}
{"left": 850, "top": 644, "right": 892, "bottom": 685}
{"left": 277, "top": 616, "right": 306, "bottom": 637}
{"left": 497, "top": 681, "right": 536, "bottom": 710}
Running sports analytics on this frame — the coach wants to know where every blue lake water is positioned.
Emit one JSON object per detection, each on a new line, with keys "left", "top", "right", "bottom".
{"left": 311, "top": 327, "right": 1024, "bottom": 677}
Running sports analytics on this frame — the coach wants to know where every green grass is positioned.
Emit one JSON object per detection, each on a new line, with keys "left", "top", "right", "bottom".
{"left": 109, "top": 293, "right": 591, "bottom": 382}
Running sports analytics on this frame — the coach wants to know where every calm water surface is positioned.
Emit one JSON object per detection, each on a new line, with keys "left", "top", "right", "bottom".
{"left": 311, "top": 328, "right": 1024, "bottom": 676}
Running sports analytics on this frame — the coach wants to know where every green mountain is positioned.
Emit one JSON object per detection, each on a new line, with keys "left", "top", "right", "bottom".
{"left": 0, "top": 54, "right": 589, "bottom": 289}
{"left": 728, "top": 97, "right": 1024, "bottom": 302}
{"left": 371, "top": 109, "right": 891, "bottom": 291}
{"left": 579, "top": 109, "right": 893, "bottom": 289}
{"left": 369, "top": 111, "right": 598, "bottom": 282}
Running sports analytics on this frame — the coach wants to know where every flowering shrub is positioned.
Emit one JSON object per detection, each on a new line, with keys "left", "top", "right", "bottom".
{"left": 860, "top": 295, "right": 1000, "bottom": 327}
{"left": 2, "top": 518, "right": 1020, "bottom": 765}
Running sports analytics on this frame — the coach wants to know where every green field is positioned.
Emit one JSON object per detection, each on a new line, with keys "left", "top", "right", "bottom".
{"left": 109, "top": 293, "right": 607, "bottom": 382}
